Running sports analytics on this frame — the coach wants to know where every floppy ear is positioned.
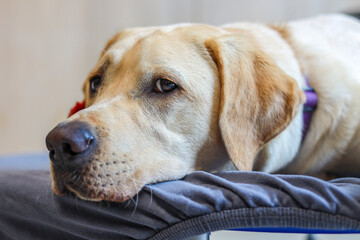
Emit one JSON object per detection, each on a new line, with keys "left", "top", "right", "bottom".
{"left": 205, "top": 34, "right": 305, "bottom": 171}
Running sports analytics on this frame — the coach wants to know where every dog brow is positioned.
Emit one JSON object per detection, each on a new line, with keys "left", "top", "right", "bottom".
{"left": 91, "top": 58, "right": 110, "bottom": 76}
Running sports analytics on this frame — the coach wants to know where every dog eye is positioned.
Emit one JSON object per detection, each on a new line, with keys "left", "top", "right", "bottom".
{"left": 89, "top": 75, "right": 101, "bottom": 94}
{"left": 153, "top": 78, "right": 177, "bottom": 93}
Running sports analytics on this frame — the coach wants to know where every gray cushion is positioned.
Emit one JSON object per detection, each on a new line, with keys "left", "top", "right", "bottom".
{"left": 0, "top": 169, "right": 359, "bottom": 240}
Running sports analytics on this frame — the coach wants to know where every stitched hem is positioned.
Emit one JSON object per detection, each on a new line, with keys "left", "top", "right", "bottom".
{"left": 149, "top": 207, "right": 360, "bottom": 240}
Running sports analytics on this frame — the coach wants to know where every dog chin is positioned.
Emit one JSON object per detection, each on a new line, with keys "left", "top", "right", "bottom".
{"left": 51, "top": 172, "right": 136, "bottom": 202}
{"left": 51, "top": 181, "right": 66, "bottom": 196}
{"left": 63, "top": 184, "right": 135, "bottom": 202}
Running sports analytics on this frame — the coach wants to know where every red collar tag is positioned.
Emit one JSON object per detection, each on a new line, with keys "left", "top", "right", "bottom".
{"left": 68, "top": 100, "right": 85, "bottom": 117}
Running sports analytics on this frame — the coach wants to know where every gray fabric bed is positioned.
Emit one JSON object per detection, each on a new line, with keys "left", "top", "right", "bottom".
{"left": 0, "top": 170, "right": 359, "bottom": 239}
{"left": 0, "top": 155, "right": 360, "bottom": 239}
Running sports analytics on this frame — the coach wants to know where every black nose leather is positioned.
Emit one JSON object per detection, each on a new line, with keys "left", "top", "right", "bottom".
{"left": 46, "top": 121, "right": 95, "bottom": 168}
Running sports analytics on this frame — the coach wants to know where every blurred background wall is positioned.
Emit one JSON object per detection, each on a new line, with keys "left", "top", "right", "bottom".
{"left": 1, "top": 0, "right": 360, "bottom": 155}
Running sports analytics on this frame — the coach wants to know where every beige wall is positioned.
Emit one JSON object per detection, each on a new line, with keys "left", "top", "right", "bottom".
{"left": 1, "top": 0, "right": 360, "bottom": 155}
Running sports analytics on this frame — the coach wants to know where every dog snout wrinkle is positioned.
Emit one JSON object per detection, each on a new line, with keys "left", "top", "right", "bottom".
{"left": 46, "top": 121, "right": 96, "bottom": 169}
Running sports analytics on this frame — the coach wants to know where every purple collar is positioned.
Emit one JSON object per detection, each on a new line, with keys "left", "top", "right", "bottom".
{"left": 302, "top": 77, "right": 318, "bottom": 140}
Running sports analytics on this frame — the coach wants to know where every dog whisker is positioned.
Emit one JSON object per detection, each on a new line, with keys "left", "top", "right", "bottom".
{"left": 131, "top": 193, "right": 139, "bottom": 217}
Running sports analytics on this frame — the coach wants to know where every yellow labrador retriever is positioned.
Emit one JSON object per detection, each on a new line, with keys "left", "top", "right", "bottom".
{"left": 46, "top": 14, "right": 360, "bottom": 202}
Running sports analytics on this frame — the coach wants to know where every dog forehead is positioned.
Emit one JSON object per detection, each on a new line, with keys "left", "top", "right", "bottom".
{"left": 106, "top": 28, "right": 157, "bottom": 64}
{"left": 104, "top": 24, "right": 218, "bottom": 65}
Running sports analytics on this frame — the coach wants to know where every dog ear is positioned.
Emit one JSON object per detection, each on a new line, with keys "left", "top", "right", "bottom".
{"left": 205, "top": 34, "right": 305, "bottom": 170}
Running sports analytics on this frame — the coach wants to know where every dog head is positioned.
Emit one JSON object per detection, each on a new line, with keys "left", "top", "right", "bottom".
{"left": 46, "top": 24, "right": 304, "bottom": 202}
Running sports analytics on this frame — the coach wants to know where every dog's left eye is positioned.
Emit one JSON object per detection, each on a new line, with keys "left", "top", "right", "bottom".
{"left": 153, "top": 78, "right": 177, "bottom": 93}
{"left": 89, "top": 75, "right": 102, "bottom": 94}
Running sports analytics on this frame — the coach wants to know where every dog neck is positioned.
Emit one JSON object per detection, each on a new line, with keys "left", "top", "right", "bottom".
{"left": 253, "top": 76, "right": 317, "bottom": 173}
{"left": 302, "top": 76, "right": 318, "bottom": 140}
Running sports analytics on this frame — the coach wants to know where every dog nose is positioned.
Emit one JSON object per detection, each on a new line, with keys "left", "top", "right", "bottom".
{"left": 46, "top": 121, "right": 95, "bottom": 168}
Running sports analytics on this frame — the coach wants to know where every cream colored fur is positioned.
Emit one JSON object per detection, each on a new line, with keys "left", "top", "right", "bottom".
{"left": 50, "top": 14, "right": 360, "bottom": 202}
